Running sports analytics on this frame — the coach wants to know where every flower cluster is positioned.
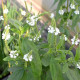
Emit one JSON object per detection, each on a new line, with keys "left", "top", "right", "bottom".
{"left": 21, "top": 11, "right": 26, "bottom": 16}
{"left": 50, "top": 13, "right": 54, "bottom": 18}
{"left": 48, "top": 25, "right": 60, "bottom": 35}
{"left": 64, "top": 35, "right": 67, "bottom": 41}
{"left": 59, "top": 10, "right": 64, "bottom": 15}
{"left": 71, "top": 36, "right": 80, "bottom": 45}
{"left": 74, "top": 10, "right": 79, "bottom": 15}
{"left": 70, "top": 4, "right": 75, "bottom": 9}
{"left": 26, "top": 15, "right": 39, "bottom": 26}
{"left": 2, "top": 25, "right": 10, "bottom": 40}
{"left": 3, "top": 8, "right": 9, "bottom": 14}
{"left": 59, "top": 3, "right": 79, "bottom": 15}
{"left": 29, "top": 34, "right": 41, "bottom": 42}
{"left": 23, "top": 53, "right": 33, "bottom": 61}
{"left": 9, "top": 50, "right": 19, "bottom": 58}
{"left": 0, "top": 16, "right": 4, "bottom": 21}
{"left": 77, "top": 63, "right": 80, "bottom": 69}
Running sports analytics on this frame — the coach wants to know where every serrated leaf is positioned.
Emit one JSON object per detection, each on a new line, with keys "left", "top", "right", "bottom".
{"left": 56, "top": 36, "right": 64, "bottom": 50}
{"left": 41, "top": 53, "right": 51, "bottom": 67}
{"left": 62, "top": 63, "right": 68, "bottom": 73}
{"left": 75, "top": 44, "right": 80, "bottom": 61}
{"left": 3, "top": 56, "right": 13, "bottom": 61}
{"left": 66, "top": 68, "right": 80, "bottom": 80}
{"left": 8, "top": 68, "right": 24, "bottom": 80}
{"left": 21, "top": 38, "right": 42, "bottom": 80}
{"left": 50, "top": 57, "right": 64, "bottom": 80}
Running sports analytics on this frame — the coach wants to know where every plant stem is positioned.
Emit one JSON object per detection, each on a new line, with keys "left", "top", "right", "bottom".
{"left": 67, "top": 0, "right": 69, "bottom": 12}
{"left": 5, "top": 40, "right": 11, "bottom": 52}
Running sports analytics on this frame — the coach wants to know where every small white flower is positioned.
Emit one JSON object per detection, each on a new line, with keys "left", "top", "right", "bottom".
{"left": 29, "top": 38, "right": 33, "bottom": 41}
{"left": 28, "top": 55, "right": 33, "bottom": 61}
{"left": 48, "top": 25, "right": 55, "bottom": 33}
{"left": 9, "top": 50, "right": 19, "bottom": 58}
{"left": 5, "top": 25, "right": 10, "bottom": 29}
{"left": 48, "top": 26, "right": 60, "bottom": 35}
{"left": 59, "top": 10, "right": 64, "bottom": 15}
{"left": 3, "top": 8, "right": 9, "bottom": 14}
{"left": 23, "top": 54, "right": 28, "bottom": 61}
{"left": 55, "top": 28, "right": 60, "bottom": 35}
{"left": 64, "top": 35, "right": 67, "bottom": 41}
{"left": 74, "top": 10, "right": 79, "bottom": 15}
{"left": 0, "top": 16, "right": 4, "bottom": 21}
{"left": 70, "top": 4, "right": 75, "bottom": 9}
{"left": 50, "top": 13, "right": 54, "bottom": 18}
{"left": 28, "top": 21, "right": 35, "bottom": 26}
{"left": 23, "top": 53, "right": 33, "bottom": 61}
{"left": 21, "top": 11, "right": 26, "bottom": 16}
{"left": 2, "top": 32, "right": 10, "bottom": 40}
{"left": 33, "top": 34, "right": 41, "bottom": 42}
{"left": 26, "top": 19, "right": 35, "bottom": 26}
{"left": 71, "top": 36, "right": 80, "bottom": 45}
{"left": 26, "top": 15, "right": 39, "bottom": 26}
{"left": 77, "top": 63, "right": 80, "bottom": 69}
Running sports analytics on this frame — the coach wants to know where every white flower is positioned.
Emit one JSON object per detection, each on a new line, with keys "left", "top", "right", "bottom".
{"left": 2, "top": 32, "right": 10, "bottom": 40}
{"left": 3, "top": 8, "right": 9, "bottom": 14}
{"left": 23, "top": 54, "right": 28, "bottom": 61}
{"left": 70, "top": 4, "right": 75, "bottom": 9}
{"left": 55, "top": 28, "right": 60, "bottom": 35}
{"left": 9, "top": 50, "right": 19, "bottom": 58}
{"left": 21, "top": 11, "right": 26, "bottom": 16}
{"left": 74, "top": 10, "right": 79, "bottom": 15}
{"left": 71, "top": 36, "right": 80, "bottom": 45}
{"left": 28, "top": 55, "right": 33, "bottom": 61}
{"left": 5, "top": 25, "right": 10, "bottom": 29}
{"left": 50, "top": 13, "right": 54, "bottom": 18}
{"left": 29, "top": 21, "right": 35, "bottom": 26}
{"left": 48, "top": 26, "right": 60, "bottom": 35}
{"left": 26, "top": 19, "right": 35, "bottom": 26}
{"left": 64, "top": 35, "right": 67, "bottom": 41}
{"left": 23, "top": 53, "right": 33, "bottom": 61}
{"left": 26, "top": 15, "right": 39, "bottom": 26}
{"left": 29, "top": 38, "right": 33, "bottom": 41}
{"left": 0, "top": 16, "right": 4, "bottom": 21}
{"left": 33, "top": 34, "right": 41, "bottom": 42}
{"left": 48, "top": 25, "right": 55, "bottom": 33}
{"left": 59, "top": 10, "right": 64, "bottom": 15}
{"left": 77, "top": 63, "right": 80, "bottom": 69}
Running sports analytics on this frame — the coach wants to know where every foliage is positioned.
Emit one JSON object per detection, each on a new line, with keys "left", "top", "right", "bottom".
{"left": 0, "top": 0, "right": 80, "bottom": 80}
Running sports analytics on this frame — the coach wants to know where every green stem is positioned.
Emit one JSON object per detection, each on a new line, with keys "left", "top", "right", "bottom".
{"left": 67, "top": 0, "right": 69, "bottom": 12}
{"left": 19, "top": 35, "right": 23, "bottom": 56}
{"left": 5, "top": 40, "right": 11, "bottom": 52}
{"left": 69, "top": 44, "right": 74, "bottom": 51}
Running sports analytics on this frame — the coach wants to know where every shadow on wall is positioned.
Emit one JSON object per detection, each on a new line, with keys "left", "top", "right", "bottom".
{"left": 31, "top": 0, "right": 58, "bottom": 12}
{"left": 41, "top": 0, "right": 58, "bottom": 12}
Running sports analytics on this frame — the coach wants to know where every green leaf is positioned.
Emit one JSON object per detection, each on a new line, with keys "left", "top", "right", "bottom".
{"left": 21, "top": 38, "right": 42, "bottom": 80}
{"left": 50, "top": 57, "right": 64, "bottom": 80}
{"left": 62, "top": 63, "right": 68, "bottom": 73}
{"left": 66, "top": 68, "right": 80, "bottom": 80}
{"left": 72, "top": 15, "right": 80, "bottom": 29}
{"left": 75, "top": 44, "right": 80, "bottom": 61}
{"left": 56, "top": 36, "right": 64, "bottom": 50}
{"left": 3, "top": 56, "right": 13, "bottom": 61}
{"left": 9, "top": 19, "right": 23, "bottom": 29}
{"left": 41, "top": 53, "right": 51, "bottom": 67}
{"left": 46, "top": 70, "right": 52, "bottom": 80}
{"left": 8, "top": 67, "right": 24, "bottom": 80}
